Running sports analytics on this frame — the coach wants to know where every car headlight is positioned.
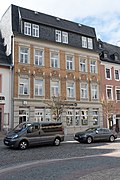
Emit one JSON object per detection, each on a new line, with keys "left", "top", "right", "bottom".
{"left": 12, "top": 134, "right": 19, "bottom": 139}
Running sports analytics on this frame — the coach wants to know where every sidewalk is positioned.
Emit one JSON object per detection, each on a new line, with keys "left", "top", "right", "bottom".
{"left": 0, "top": 131, "right": 6, "bottom": 140}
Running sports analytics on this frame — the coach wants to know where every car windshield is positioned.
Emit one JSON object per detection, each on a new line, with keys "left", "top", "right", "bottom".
{"left": 85, "top": 128, "right": 97, "bottom": 132}
{"left": 13, "top": 122, "right": 32, "bottom": 132}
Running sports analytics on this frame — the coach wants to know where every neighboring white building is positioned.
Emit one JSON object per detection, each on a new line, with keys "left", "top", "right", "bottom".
{"left": 0, "top": 32, "right": 12, "bottom": 131}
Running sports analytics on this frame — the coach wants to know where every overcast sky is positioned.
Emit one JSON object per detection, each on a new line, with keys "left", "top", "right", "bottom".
{"left": 0, "top": 0, "right": 120, "bottom": 45}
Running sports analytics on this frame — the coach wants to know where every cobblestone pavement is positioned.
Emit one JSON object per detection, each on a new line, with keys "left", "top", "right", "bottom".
{"left": 0, "top": 133, "right": 120, "bottom": 180}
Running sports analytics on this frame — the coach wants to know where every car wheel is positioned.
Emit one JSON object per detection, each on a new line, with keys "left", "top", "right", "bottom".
{"left": 54, "top": 138, "right": 60, "bottom": 146}
{"left": 87, "top": 136, "right": 92, "bottom": 144}
{"left": 19, "top": 140, "right": 28, "bottom": 150}
{"left": 109, "top": 135, "right": 115, "bottom": 142}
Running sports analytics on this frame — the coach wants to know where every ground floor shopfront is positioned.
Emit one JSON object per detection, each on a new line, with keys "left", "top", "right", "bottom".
{"left": 13, "top": 99, "right": 103, "bottom": 134}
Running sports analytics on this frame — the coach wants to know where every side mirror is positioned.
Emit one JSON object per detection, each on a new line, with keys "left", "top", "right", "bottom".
{"left": 27, "top": 127, "right": 32, "bottom": 133}
{"left": 96, "top": 130, "right": 98, "bottom": 134}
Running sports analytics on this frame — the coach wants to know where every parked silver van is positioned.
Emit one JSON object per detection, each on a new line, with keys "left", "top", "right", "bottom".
{"left": 4, "top": 121, "right": 64, "bottom": 150}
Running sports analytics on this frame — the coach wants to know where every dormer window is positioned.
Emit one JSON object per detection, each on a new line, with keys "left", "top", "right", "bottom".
{"left": 115, "top": 55, "right": 118, "bottom": 60}
{"left": 114, "top": 53, "right": 119, "bottom": 61}
{"left": 24, "top": 22, "right": 31, "bottom": 36}
{"left": 99, "top": 43, "right": 102, "bottom": 48}
{"left": 82, "top": 36, "right": 93, "bottom": 49}
{"left": 24, "top": 22, "right": 39, "bottom": 37}
{"left": 32, "top": 24, "right": 39, "bottom": 37}
{"left": 104, "top": 52, "right": 108, "bottom": 58}
{"left": 55, "top": 30, "right": 68, "bottom": 44}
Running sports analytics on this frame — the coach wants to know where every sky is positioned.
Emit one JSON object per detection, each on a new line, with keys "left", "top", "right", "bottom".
{"left": 0, "top": 0, "right": 120, "bottom": 45}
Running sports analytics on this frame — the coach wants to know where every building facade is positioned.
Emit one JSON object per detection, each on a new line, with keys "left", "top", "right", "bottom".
{"left": 0, "top": 4, "right": 103, "bottom": 134}
{"left": 99, "top": 40, "right": 120, "bottom": 132}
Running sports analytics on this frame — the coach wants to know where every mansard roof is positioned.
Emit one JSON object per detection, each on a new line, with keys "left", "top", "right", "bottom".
{"left": 11, "top": 4, "right": 96, "bottom": 38}
{"left": 98, "top": 40, "right": 120, "bottom": 64}
{"left": 0, "top": 32, "right": 11, "bottom": 66}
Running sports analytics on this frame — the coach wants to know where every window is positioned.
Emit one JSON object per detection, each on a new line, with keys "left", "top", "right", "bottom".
{"left": 92, "top": 109, "right": 99, "bottom": 125}
{"left": 35, "top": 79, "right": 44, "bottom": 96}
{"left": 34, "top": 49, "right": 44, "bottom": 66}
{"left": 91, "top": 84, "right": 98, "bottom": 100}
{"left": 35, "top": 109, "right": 44, "bottom": 121}
{"left": 104, "top": 53, "right": 108, "bottom": 58}
{"left": 90, "top": 60, "right": 96, "bottom": 73}
{"left": 50, "top": 52, "right": 59, "bottom": 68}
{"left": 79, "top": 57, "right": 86, "bottom": 72}
{"left": 0, "top": 74, "right": 2, "bottom": 93}
{"left": 88, "top": 38, "right": 93, "bottom": 49}
{"left": 115, "top": 55, "right": 118, "bottom": 60}
{"left": 82, "top": 36, "right": 93, "bottom": 49}
{"left": 62, "top": 32, "right": 68, "bottom": 44}
{"left": 75, "top": 110, "right": 80, "bottom": 126}
{"left": 24, "top": 22, "right": 31, "bottom": 36}
{"left": 67, "top": 82, "right": 75, "bottom": 98}
{"left": 66, "top": 55, "right": 74, "bottom": 70}
{"left": 81, "top": 109, "right": 88, "bottom": 125}
{"left": 66, "top": 110, "right": 74, "bottom": 126}
{"left": 55, "top": 30, "right": 61, "bottom": 42}
{"left": 55, "top": 30, "right": 68, "bottom": 43}
{"left": 51, "top": 81, "right": 59, "bottom": 97}
{"left": 80, "top": 83, "right": 88, "bottom": 99}
{"left": 20, "top": 47, "right": 29, "bottom": 63}
{"left": 106, "top": 86, "right": 113, "bottom": 100}
{"left": 106, "top": 68, "right": 111, "bottom": 79}
{"left": 115, "top": 69, "right": 119, "bottom": 80}
{"left": 82, "top": 36, "right": 87, "bottom": 48}
{"left": 19, "top": 78, "right": 29, "bottom": 95}
{"left": 116, "top": 88, "right": 120, "bottom": 100}
{"left": 32, "top": 24, "right": 39, "bottom": 37}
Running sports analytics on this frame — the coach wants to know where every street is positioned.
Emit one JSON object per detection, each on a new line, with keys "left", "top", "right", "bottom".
{"left": 0, "top": 138, "right": 120, "bottom": 180}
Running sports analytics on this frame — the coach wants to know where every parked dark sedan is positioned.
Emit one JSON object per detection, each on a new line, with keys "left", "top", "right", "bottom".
{"left": 74, "top": 127, "right": 117, "bottom": 144}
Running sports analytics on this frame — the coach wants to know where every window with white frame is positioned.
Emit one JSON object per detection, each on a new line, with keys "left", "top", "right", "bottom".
{"left": 66, "top": 109, "right": 74, "bottom": 126}
{"left": 116, "top": 88, "right": 120, "bottom": 100}
{"left": 90, "top": 60, "right": 96, "bottom": 73}
{"left": 82, "top": 36, "right": 93, "bottom": 49}
{"left": 82, "top": 36, "right": 87, "bottom": 48}
{"left": 91, "top": 84, "right": 98, "bottom": 100}
{"left": 51, "top": 81, "right": 59, "bottom": 97}
{"left": 79, "top": 57, "right": 86, "bottom": 72}
{"left": 67, "top": 82, "right": 75, "bottom": 98}
{"left": 62, "top": 31, "right": 68, "bottom": 44}
{"left": 55, "top": 30, "right": 61, "bottom": 42}
{"left": 106, "top": 68, "right": 111, "bottom": 79}
{"left": 92, "top": 109, "right": 99, "bottom": 125}
{"left": 55, "top": 30, "right": 68, "bottom": 43}
{"left": 106, "top": 86, "right": 113, "bottom": 100}
{"left": 34, "top": 79, "right": 44, "bottom": 96}
{"left": 20, "top": 47, "right": 29, "bottom": 64}
{"left": 34, "top": 49, "right": 44, "bottom": 66}
{"left": 35, "top": 109, "right": 44, "bottom": 122}
{"left": 66, "top": 55, "right": 74, "bottom": 70}
{"left": 24, "top": 22, "right": 31, "bottom": 36}
{"left": 19, "top": 78, "right": 29, "bottom": 95}
{"left": 50, "top": 52, "right": 59, "bottom": 68}
{"left": 115, "top": 69, "right": 119, "bottom": 80}
{"left": 75, "top": 109, "right": 80, "bottom": 126}
{"left": 32, "top": 24, "right": 39, "bottom": 37}
{"left": 88, "top": 38, "right": 93, "bottom": 49}
{"left": 81, "top": 109, "right": 88, "bottom": 125}
{"left": 80, "top": 83, "right": 88, "bottom": 99}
